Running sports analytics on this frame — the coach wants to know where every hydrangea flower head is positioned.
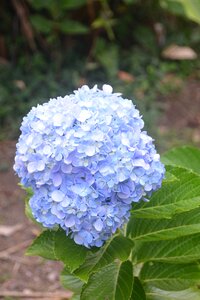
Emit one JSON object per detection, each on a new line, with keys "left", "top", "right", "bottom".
{"left": 14, "top": 84, "right": 165, "bottom": 248}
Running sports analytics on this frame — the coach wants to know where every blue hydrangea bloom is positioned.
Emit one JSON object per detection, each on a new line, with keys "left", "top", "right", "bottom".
{"left": 14, "top": 84, "right": 165, "bottom": 248}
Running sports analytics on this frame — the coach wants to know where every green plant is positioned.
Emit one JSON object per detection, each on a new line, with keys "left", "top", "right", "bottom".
{"left": 29, "top": 0, "right": 89, "bottom": 38}
{"left": 24, "top": 146, "right": 200, "bottom": 299}
{"left": 160, "top": 0, "right": 200, "bottom": 24}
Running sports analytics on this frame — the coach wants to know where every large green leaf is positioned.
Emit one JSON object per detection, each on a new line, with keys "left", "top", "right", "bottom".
{"left": 54, "top": 229, "right": 88, "bottom": 271}
{"left": 26, "top": 229, "right": 88, "bottom": 270}
{"left": 60, "top": 267, "right": 84, "bottom": 294}
{"left": 160, "top": 0, "right": 200, "bottom": 25}
{"left": 131, "top": 167, "right": 200, "bottom": 219}
{"left": 74, "top": 235, "right": 133, "bottom": 281}
{"left": 131, "top": 277, "right": 146, "bottom": 300}
{"left": 26, "top": 230, "right": 57, "bottom": 260}
{"left": 162, "top": 146, "right": 200, "bottom": 175}
{"left": 146, "top": 286, "right": 200, "bottom": 300}
{"left": 140, "top": 262, "right": 200, "bottom": 291}
{"left": 81, "top": 261, "right": 134, "bottom": 300}
{"left": 128, "top": 207, "right": 200, "bottom": 242}
{"left": 134, "top": 233, "right": 200, "bottom": 264}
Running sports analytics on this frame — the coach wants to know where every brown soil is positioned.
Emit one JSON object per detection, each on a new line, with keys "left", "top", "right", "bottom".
{"left": 0, "top": 78, "right": 199, "bottom": 299}
{"left": 158, "top": 78, "right": 200, "bottom": 150}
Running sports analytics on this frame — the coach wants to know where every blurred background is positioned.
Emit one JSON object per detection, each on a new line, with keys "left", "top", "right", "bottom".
{"left": 0, "top": 0, "right": 200, "bottom": 148}
{"left": 0, "top": 0, "right": 200, "bottom": 298}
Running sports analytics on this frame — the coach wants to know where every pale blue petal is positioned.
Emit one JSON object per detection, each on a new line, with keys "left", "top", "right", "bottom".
{"left": 51, "top": 190, "right": 65, "bottom": 202}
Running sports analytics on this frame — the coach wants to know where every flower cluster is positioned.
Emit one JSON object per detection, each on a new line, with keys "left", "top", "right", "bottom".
{"left": 14, "top": 84, "right": 165, "bottom": 248}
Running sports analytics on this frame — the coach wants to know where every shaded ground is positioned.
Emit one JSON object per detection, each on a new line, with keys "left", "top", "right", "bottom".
{"left": 158, "top": 78, "right": 200, "bottom": 150}
{"left": 0, "top": 78, "right": 200, "bottom": 299}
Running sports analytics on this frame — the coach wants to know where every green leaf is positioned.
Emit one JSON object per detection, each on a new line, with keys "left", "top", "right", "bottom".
{"left": 123, "top": 0, "right": 138, "bottom": 4}
{"left": 71, "top": 296, "right": 80, "bottom": 300}
{"left": 26, "top": 230, "right": 57, "bottom": 260}
{"left": 28, "top": 0, "right": 56, "bottom": 11}
{"left": 60, "top": 267, "right": 84, "bottom": 294}
{"left": 25, "top": 200, "right": 35, "bottom": 222}
{"left": 26, "top": 229, "right": 88, "bottom": 269}
{"left": 54, "top": 229, "right": 88, "bottom": 271}
{"left": 160, "top": 0, "right": 200, "bottom": 25}
{"left": 60, "top": 0, "right": 87, "bottom": 9}
{"left": 30, "top": 15, "right": 54, "bottom": 34}
{"left": 131, "top": 167, "right": 200, "bottom": 219}
{"left": 22, "top": 186, "right": 37, "bottom": 224}
{"left": 131, "top": 277, "right": 146, "bottom": 299}
{"left": 162, "top": 146, "right": 200, "bottom": 175}
{"left": 74, "top": 235, "right": 133, "bottom": 281}
{"left": 59, "top": 20, "right": 88, "bottom": 34}
{"left": 128, "top": 207, "right": 200, "bottom": 242}
{"left": 163, "top": 171, "right": 177, "bottom": 182}
{"left": 140, "top": 262, "right": 200, "bottom": 291}
{"left": 146, "top": 286, "right": 200, "bottom": 300}
{"left": 135, "top": 233, "right": 200, "bottom": 264}
{"left": 94, "top": 39, "right": 119, "bottom": 78}
{"left": 81, "top": 261, "right": 134, "bottom": 300}
{"left": 23, "top": 187, "right": 43, "bottom": 227}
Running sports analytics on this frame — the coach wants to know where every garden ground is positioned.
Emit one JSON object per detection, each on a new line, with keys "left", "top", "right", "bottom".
{"left": 0, "top": 78, "right": 200, "bottom": 299}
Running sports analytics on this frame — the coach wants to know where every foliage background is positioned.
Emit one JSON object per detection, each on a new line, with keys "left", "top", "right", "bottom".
{"left": 0, "top": 0, "right": 200, "bottom": 144}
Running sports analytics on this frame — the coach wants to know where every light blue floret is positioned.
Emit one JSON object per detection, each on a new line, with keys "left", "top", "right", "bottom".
{"left": 14, "top": 84, "right": 165, "bottom": 248}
